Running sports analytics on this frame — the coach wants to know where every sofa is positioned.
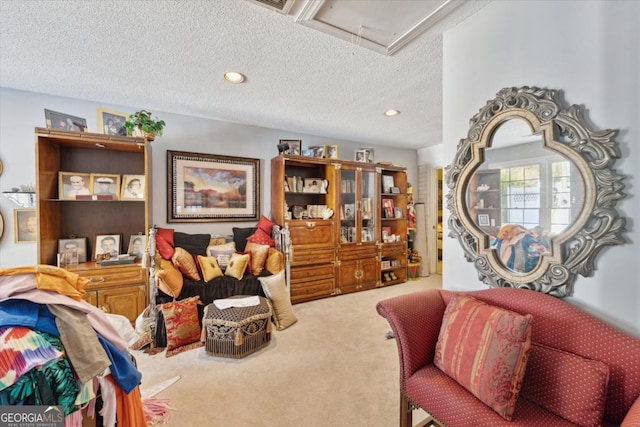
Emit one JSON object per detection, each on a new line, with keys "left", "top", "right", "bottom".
{"left": 376, "top": 288, "right": 640, "bottom": 427}
{"left": 150, "top": 221, "right": 288, "bottom": 348}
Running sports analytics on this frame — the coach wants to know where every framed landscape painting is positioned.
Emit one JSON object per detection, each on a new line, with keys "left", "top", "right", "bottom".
{"left": 168, "top": 150, "right": 260, "bottom": 222}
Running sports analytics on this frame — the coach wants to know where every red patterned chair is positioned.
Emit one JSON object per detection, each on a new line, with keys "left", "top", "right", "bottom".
{"left": 377, "top": 288, "right": 640, "bottom": 427}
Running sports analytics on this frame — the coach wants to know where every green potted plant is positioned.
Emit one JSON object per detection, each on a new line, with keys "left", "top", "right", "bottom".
{"left": 124, "top": 110, "right": 166, "bottom": 141}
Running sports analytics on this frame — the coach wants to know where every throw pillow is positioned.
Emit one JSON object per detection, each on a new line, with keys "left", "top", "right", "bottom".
{"left": 259, "top": 270, "right": 297, "bottom": 330}
{"left": 265, "top": 248, "right": 285, "bottom": 274}
{"left": 196, "top": 255, "right": 224, "bottom": 282}
{"left": 156, "top": 227, "right": 175, "bottom": 260}
{"left": 434, "top": 295, "right": 533, "bottom": 421}
{"left": 520, "top": 343, "right": 610, "bottom": 427}
{"left": 173, "top": 232, "right": 211, "bottom": 256}
{"left": 171, "top": 247, "right": 201, "bottom": 281}
{"left": 156, "top": 258, "right": 184, "bottom": 298}
{"left": 159, "top": 296, "right": 203, "bottom": 357}
{"left": 207, "top": 242, "right": 236, "bottom": 270}
{"left": 232, "top": 227, "right": 256, "bottom": 252}
{"left": 245, "top": 241, "right": 270, "bottom": 275}
{"left": 257, "top": 215, "right": 275, "bottom": 234}
{"left": 247, "top": 227, "right": 275, "bottom": 247}
{"left": 224, "top": 252, "right": 250, "bottom": 280}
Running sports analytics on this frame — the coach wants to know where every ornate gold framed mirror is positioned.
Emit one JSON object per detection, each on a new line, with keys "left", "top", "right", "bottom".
{"left": 445, "top": 87, "right": 626, "bottom": 296}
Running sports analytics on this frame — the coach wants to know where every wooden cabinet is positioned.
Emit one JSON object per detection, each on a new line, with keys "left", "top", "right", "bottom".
{"left": 380, "top": 166, "right": 408, "bottom": 285}
{"left": 35, "top": 128, "right": 151, "bottom": 323}
{"left": 468, "top": 168, "right": 501, "bottom": 236}
{"left": 271, "top": 155, "right": 407, "bottom": 303}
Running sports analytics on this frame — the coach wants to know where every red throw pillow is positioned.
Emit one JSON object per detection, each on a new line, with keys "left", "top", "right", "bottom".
{"left": 247, "top": 227, "right": 274, "bottom": 247}
{"left": 159, "top": 296, "right": 203, "bottom": 357}
{"left": 434, "top": 295, "right": 533, "bottom": 421}
{"left": 256, "top": 215, "right": 275, "bottom": 234}
{"left": 156, "top": 227, "right": 175, "bottom": 259}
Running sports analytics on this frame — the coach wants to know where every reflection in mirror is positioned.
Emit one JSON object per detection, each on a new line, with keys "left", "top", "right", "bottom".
{"left": 465, "top": 119, "right": 584, "bottom": 273}
{"left": 446, "top": 86, "right": 626, "bottom": 297}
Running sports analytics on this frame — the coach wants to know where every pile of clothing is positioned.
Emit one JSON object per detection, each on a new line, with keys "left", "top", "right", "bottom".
{"left": 0, "top": 266, "right": 151, "bottom": 426}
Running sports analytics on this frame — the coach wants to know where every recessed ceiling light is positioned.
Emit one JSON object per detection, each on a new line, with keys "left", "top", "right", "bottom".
{"left": 384, "top": 109, "right": 400, "bottom": 117}
{"left": 224, "top": 71, "right": 246, "bottom": 84}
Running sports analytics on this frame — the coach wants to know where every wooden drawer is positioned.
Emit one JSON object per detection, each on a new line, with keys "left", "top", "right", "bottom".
{"left": 290, "top": 263, "right": 335, "bottom": 283}
{"left": 382, "top": 242, "right": 407, "bottom": 257}
{"left": 338, "top": 244, "right": 378, "bottom": 261}
{"left": 291, "top": 278, "right": 335, "bottom": 303}
{"left": 288, "top": 220, "right": 335, "bottom": 249}
{"left": 70, "top": 263, "right": 146, "bottom": 289}
{"left": 291, "top": 247, "right": 335, "bottom": 266}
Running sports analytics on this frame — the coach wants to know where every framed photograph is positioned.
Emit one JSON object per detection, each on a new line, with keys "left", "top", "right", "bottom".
{"left": 309, "top": 145, "right": 326, "bottom": 158}
{"left": 354, "top": 149, "right": 368, "bottom": 163}
{"left": 303, "top": 178, "right": 322, "bottom": 193}
{"left": 343, "top": 203, "right": 355, "bottom": 220}
{"left": 58, "top": 238, "right": 88, "bottom": 265}
{"left": 59, "top": 171, "right": 92, "bottom": 200}
{"left": 382, "top": 175, "right": 395, "bottom": 193}
{"left": 168, "top": 150, "right": 260, "bottom": 222}
{"left": 14, "top": 209, "right": 37, "bottom": 243}
{"left": 97, "top": 107, "right": 128, "bottom": 136}
{"left": 280, "top": 139, "right": 302, "bottom": 155}
{"left": 127, "top": 235, "right": 145, "bottom": 259}
{"left": 44, "top": 109, "right": 87, "bottom": 132}
{"left": 359, "top": 147, "right": 374, "bottom": 163}
{"left": 90, "top": 173, "right": 121, "bottom": 200}
{"left": 93, "top": 233, "right": 122, "bottom": 260}
{"left": 121, "top": 174, "right": 145, "bottom": 200}
{"left": 382, "top": 198, "right": 395, "bottom": 218}
{"left": 394, "top": 207, "right": 403, "bottom": 219}
{"left": 478, "top": 214, "right": 491, "bottom": 227}
{"left": 325, "top": 145, "right": 338, "bottom": 159}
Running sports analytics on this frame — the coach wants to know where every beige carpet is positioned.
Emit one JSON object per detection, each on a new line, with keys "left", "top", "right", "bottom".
{"left": 132, "top": 276, "right": 441, "bottom": 427}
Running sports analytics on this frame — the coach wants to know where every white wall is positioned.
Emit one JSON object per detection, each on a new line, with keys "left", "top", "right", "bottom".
{"left": 0, "top": 88, "right": 418, "bottom": 267}
{"left": 442, "top": 0, "right": 640, "bottom": 335}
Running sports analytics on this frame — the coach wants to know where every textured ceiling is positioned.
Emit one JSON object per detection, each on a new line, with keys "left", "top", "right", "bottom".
{"left": 0, "top": 0, "right": 489, "bottom": 150}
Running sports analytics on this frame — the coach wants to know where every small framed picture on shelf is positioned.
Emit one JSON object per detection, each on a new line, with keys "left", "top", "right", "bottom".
{"left": 279, "top": 139, "right": 302, "bottom": 155}
{"left": 93, "top": 233, "right": 122, "bottom": 260}
{"left": 382, "top": 175, "right": 395, "bottom": 193}
{"left": 303, "top": 178, "right": 322, "bottom": 193}
{"left": 354, "top": 149, "right": 368, "bottom": 163}
{"left": 97, "top": 107, "right": 128, "bottom": 135}
{"left": 127, "top": 235, "right": 145, "bottom": 259}
{"left": 381, "top": 260, "right": 391, "bottom": 270}
{"left": 394, "top": 207, "right": 403, "bottom": 219}
{"left": 343, "top": 203, "right": 355, "bottom": 220}
{"left": 309, "top": 145, "right": 326, "bottom": 158}
{"left": 44, "top": 109, "right": 87, "bottom": 132}
{"left": 325, "top": 145, "right": 338, "bottom": 159}
{"left": 359, "top": 147, "right": 374, "bottom": 163}
{"left": 59, "top": 171, "right": 92, "bottom": 200}
{"left": 478, "top": 214, "right": 490, "bottom": 227}
{"left": 58, "top": 238, "right": 88, "bottom": 265}
{"left": 382, "top": 199, "right": 395, "bottom": 218}
{"left": 120, "top": 175, "right": 145, "bottom": 200}
{"left": 90, "top": 173, "right": 121, "bottom": 200}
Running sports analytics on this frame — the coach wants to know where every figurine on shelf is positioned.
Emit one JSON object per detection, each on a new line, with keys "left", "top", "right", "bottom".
{"left": 409, "top": 249, "right": 422, "bottom": 263}
{"left": 407, "top": 204, "right": 416, "bottom": 229}
{"left": 477, "top": 184, "right": 490, "bottom": 191}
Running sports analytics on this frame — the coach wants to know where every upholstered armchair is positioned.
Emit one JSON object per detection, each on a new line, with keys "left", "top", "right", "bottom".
{"left": 377, "top": 288, "right": 640, "bottom": 427}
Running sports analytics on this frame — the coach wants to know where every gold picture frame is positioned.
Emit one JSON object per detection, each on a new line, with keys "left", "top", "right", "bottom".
{"left": 90, "top": 173, "right": 121, "bottom": 200}
{"left": 14, "top": 208, "right": 36, "bottom": 243}
{"left": 97, "top": 107, "right": 128, "bottom": 135}
{"left": 120, "top": 174, "right": 146, "bottom": 200}
{"left": 58, "top": 172, "right": 92, "bottom": 200}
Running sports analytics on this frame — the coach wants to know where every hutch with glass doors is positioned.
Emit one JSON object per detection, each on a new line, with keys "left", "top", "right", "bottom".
{"left": 271, "top": 154, "right": 408, "bottom": 304}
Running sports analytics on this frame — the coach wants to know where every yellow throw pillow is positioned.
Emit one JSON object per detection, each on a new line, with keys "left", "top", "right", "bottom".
{"left": 171, "top": 247, "right": 201, "bottom": 281}
{"left": 224, "top": 252, "right": 250, "bottom": 280}
{"left": 197, "top": 256, "right": 224, "bottom": 282}
{"left": 245, "top": 241, "right": 270, "bottom": 275}
{"left": 156, "top": 258, "right": 184, "bottom": 298}
{"left": 259, "top": 270, "right": 297, "bottom": 330}
{"left": 265, "top": 248, "right": 285, "bottom": 274}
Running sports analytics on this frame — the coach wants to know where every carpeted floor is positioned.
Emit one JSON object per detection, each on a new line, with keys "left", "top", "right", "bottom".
{"left": 132, "top": 276, "right": 441, "bottom": 426}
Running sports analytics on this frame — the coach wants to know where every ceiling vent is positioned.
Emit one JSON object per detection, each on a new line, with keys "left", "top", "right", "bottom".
{"left": 246, "top": 0, "right": 295, "bottom": 14}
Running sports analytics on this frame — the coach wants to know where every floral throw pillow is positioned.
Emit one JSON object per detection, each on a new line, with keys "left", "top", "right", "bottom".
{"left": 434, "top": 295, "right": 533, "bottom": 420}
{"left": 159, "top": 296, "right": 203, "bottom": 357}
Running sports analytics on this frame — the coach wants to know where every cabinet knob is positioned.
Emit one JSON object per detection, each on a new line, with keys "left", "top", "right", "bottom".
{"left": 305, "top": 222, "right": 316, "bottom": 229}
{"left": 89, "top": 276, "right": 105, "bottom": 284}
